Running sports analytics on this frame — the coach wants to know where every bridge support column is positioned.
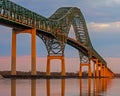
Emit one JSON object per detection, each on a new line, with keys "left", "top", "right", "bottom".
{"left": 61, "top": 56, "right": 65, "bottom": 76}
{"left": 11, "top": 30, "right": 16, "bottom": 75}
{"left": 99, "top": 63, "right": 104, "bottom": 77}
{"left": 79, "top": 63, "right": 91, "bottom": 77}
{"left": 31, "top": 28, "right": 36, "bottom": 75}
{"left": 101, "top": 65, "right": 104, "bottom": 77}
{"left": 106, "top": 68, "right": 108, "bottom": 77}
{"left": 104, "top": 66, "right": 108, "bottom": 77}
{"left": 93, "top": 63, "right": 95, "bottom": 77}
{"left": 93, "top": 59, "right": 99, "bottom": 77}
{"left": 46, "top": 56, "right": 50, "bottom": 76}
{"left": 106, "top": 68, "right": 109, "bottom": 77}
{"left": 11, "top": 28, "right": 37, "bottom": 75}
{"left": 103, "top": 65, "right": 106, "bottom": 77}
{"left": 88, "top": 63, "right": 92, "bottom": 77}
{"left": 46, "top": 55, "right": 66, "bottom": 76}
{"left": 79, "top": 65, "right": 82, "bottom": 76}
{"left": 96, "top": 60, "right": 99, "bottom": 77}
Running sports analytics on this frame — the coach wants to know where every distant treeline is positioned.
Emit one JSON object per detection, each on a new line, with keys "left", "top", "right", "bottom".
{"left": 0, "top": 71, "right": 88, "bottom": 76}
{"left": 114, "top": 73, "right": 120, "bottom": 77}
{"left": 0, "top": 71, "right": 119, "bottom": 77}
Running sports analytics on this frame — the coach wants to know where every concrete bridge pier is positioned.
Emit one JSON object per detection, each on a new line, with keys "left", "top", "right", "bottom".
{"left": 11, "top": 30, "right": 17, "bottom": 75}
{"left": 11, "top": 28, "right": 37, "bottom": 75}
{"left": 99, "top": 62, "right": 104, "bottom": 77}
{"left": 79, "top": 63, "right": 92, "bottom": 77}
{"left": 46, "top": 55, "right": 66, "bottom": 76}
{"left": 102, "top": 65, "right": 106, "bottom": 77}
{"left": 92, "top": 59, "right": 99, "bottom": 77}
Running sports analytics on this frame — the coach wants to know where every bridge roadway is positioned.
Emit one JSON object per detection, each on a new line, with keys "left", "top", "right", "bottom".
{"left": 0, "top": 0, "right": 114, "bottom": 77}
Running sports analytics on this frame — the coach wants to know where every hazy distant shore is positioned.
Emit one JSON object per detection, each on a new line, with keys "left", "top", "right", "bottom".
{"left": 0, "top": 71, "right": 84, "bottom": 79}
{"left": 0, "top": 71, "right": 119, "bottom": 79}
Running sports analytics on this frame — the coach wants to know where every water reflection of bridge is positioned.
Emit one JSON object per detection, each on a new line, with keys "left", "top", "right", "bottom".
{"left": 11, "top": 78, "right": 111, "bottom": 96}
{"left": 0, "top": 0, "right": 114, "bottom": 77}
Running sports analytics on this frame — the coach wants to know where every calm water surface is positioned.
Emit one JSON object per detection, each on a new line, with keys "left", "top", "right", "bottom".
{"left": 0, "top": 78, "right": 120, "bottom": 96}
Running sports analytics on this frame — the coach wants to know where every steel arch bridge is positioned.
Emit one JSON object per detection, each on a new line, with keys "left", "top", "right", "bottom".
{"left": 0, "top": 0, "right": 114, "bottom": 78}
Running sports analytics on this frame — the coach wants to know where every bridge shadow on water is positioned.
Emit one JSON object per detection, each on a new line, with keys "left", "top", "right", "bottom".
{"left": 11, "top": 78, "right": 112, "bottom": 96}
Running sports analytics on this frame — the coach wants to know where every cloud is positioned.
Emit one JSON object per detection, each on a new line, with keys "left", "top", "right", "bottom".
{"left": 87, "top": 22, "right": 120, "bottom": 57}
{"left": 87, "top": 22, "right": 120, "bottom": 32}
{"left": 105, "top": 0, "right": 120, "bottom": 6}
{"left": 85, "top": 0, "right": 120, "bottom": 8}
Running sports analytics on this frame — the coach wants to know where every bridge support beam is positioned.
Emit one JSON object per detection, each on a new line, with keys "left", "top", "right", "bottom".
{"left": 99, "top": 62, "right": 104, "bottom": 77}
{"left": 103, "top": 65, "right": 106, "bottom": 77}
{"left": 95, "top": 59, "right": 99, "bottom": 77}
{"left": 31, "top": 28, "right": 36, "bottom": 75}
{"left": 105, "top": 66, "right": 108, "bottom": 77}
{"left": 93, "top": 62, "right": 95, "bottom": 77}
{"left": 11, "top": 30, "right": 16, "bottom": 75}
{"left": 79, "top": 63, "right": 91, "bottom": 77}
{"left": 46, "top": 55, "right": 66, "bottom": 76}
{"left": 11, "top": 28, "right": 37, "bottom": 75}
{"left": 93, "top": 59, "right": 99, "bottom": 77}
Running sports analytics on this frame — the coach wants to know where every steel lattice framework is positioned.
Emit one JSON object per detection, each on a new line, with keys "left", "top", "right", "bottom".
{"left": 0, "top": 0, "right": 114, "bottom": 77}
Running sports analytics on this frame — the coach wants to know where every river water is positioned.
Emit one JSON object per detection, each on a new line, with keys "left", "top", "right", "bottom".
{"left": 0, "top": 78, "right": 120, "bottom": 96}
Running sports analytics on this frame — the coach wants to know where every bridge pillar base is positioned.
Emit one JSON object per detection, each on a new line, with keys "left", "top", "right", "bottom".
{"left": 95, "top": 60, "right": 99, "bottom": 77}
{"left": 46, "top": 55, "right": 66, "bottom": 76}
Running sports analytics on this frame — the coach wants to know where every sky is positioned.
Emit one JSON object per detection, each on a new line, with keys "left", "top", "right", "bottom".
{"left": 0, "top": 0, "right": 120, "bottom": 73}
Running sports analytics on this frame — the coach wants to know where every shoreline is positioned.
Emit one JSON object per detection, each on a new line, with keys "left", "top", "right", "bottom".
{"left": 2, "top": 74, "right": 110, "bottom": 79}
{"left": 0, "top": 71, "right": 119, "bottom": 79}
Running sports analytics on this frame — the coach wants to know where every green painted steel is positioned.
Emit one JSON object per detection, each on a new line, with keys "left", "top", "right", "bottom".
{"left": 0, "top": 0, "right": 106, "bottom": 65}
